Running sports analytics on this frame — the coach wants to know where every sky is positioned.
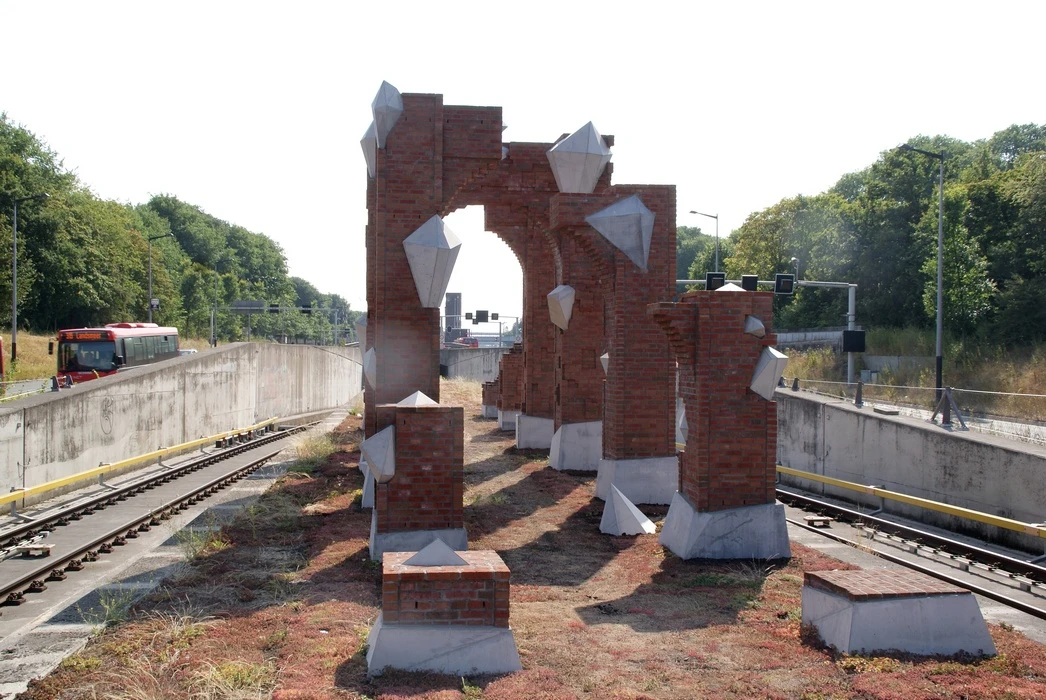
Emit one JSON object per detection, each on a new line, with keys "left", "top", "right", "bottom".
{"left": 4, "top": 1, "right": 1043, "bottom": 322}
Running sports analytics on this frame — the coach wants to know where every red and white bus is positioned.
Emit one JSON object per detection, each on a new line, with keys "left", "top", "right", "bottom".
{"left": 52, "top": 323, "right": 180, "bottom": 384}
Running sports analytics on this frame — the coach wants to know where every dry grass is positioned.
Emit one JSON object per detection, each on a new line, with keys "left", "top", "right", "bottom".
{"left": 20, "top": 378, "right": 1046, "bottom": 699}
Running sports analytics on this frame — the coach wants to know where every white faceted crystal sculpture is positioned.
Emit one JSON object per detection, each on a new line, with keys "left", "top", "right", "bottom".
{"left": 361, "top": 121, "right": 377, "bottom": 177}
{"left": 600, "top": 485, "right": 656, "bottom": 536}
{"left": 361, "top": 425, "right": 396, "bottom": 483}
{"left": 403, "top": 538, "right": 468, "bottom": 567}
{"left": 371, "top": 81, "right": 403, "bottom": 148}
{"left": 398, "top": 390, "right": 437, "bottom": 407}
{"left": 744, "top": 315, "right": 766, "bottom": 338}
{"left": 547, "top": 121, "right": 612, "bottom": 194}
{"left": 547, "top": 285, "right": 576, "bottom": 331}
{"left": 716, "top": 282, "right": 745, "bottom": 293}
{"left": 676, "top": 398, "right": 688, "bottom": 444}
{"left": 363, "top": 347, "right": 377, "bottom": 387}
{"left": 600, "top": 352, "right": 609, "bottom": 375}
{"left": 750, "top": 346, "right": 789, "bottom": 400}
{"left": 355, "top": 315, "right": 368, "bottom": 348}
{"left": 403, "top": 216, "right": 462, "bottom": 308}
{"left": 585, "top": 195, "right": 655, "bottom": 272}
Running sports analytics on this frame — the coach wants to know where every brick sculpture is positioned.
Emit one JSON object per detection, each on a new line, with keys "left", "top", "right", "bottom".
{"left": 366, "top": 539, "right": 522, "bottom": 675}
{"left": 362, "top": 392, "right": 466, "bottom": 560}
{"left": 649, "top": 286, "right": 791, "bottom": 558}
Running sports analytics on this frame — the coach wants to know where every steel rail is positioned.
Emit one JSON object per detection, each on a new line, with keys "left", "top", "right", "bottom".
{"left": 0, "top": 443, "right": 287, "bottom": 607}
{"left": 786, "top": 515, "right": 1046, "bottom": 622}
{"left": 0, "top": 426, "right": 307, "bottom": 550}
{"left": 776, "top": 487, "right": 1046, "bottom": 583}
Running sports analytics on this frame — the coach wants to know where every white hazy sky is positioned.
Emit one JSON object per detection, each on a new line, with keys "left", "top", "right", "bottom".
{"left": 4, "top": 1, "right": 1043, "bottom": 321}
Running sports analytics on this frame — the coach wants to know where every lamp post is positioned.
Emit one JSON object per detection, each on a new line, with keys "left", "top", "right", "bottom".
{"left": 147, "top": 233, "right": 174, "bottom": 323}
{"left": 898, "top": 143, "right": 945, "bottom": 402}
{"left": 689, "top": 210, "right": 719, "bottom": 272}
{"left": 10, "top": 192, "right": 49, "bottom": 364}
{"left": 790, "top": 256, "right": 799, "bottom": 280}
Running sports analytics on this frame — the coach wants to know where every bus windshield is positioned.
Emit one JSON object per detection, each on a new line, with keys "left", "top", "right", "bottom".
{"left": 58, "top": 340, "right": 118, "bottom": 373}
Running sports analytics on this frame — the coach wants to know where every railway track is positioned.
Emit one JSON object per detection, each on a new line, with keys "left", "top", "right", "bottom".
{"left": 0, "top": 424, "right": 308, "bottom": 610}
{"left": 778, "top": 486, "right": 1046, "bottom": 621}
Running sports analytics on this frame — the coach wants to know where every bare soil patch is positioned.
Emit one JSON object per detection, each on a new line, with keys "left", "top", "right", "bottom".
{"left": 20, "top": 379, "right": 1046, "bottom": 698}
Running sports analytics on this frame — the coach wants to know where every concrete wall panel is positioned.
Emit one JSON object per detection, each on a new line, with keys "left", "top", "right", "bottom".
{"left": 0, "top": 343, "right": 362, "bottom": 502}
{"left": 439, "top": 348, "right": 508, "bottom": 383}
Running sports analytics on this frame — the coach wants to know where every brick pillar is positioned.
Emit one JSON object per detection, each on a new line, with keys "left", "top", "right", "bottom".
{"left": 496, "top": 343, "right": 524, "bottom": 430}
{"left": 648, "top": 290, "right": 790, "bottom": 560}
{"left": 370, "top": 403, "right": 466, "bottom": 559}
{"left": 365, "top": 93, "right": 501, "bottom": 438}
{"left": 651, "top": 290, "right": 778, "bottom": 511}
{"left": 549, "top": 186, "right": 677, "bottom": 502}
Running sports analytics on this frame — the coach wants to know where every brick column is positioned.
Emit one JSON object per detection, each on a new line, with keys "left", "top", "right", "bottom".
{"left": 648, "top": 289, "right": 790, "bottom": 560}
{"left": 549, "top": 186, "right": 677, "bottom": 503}
{"left": 370, "top": 402, "right": 466, "bottom": 559}
{"left": 381, "top": 551, "right": 510, "bottom": 627}
{"left": 496, "top": 344, "right": 524, "bottom": 431}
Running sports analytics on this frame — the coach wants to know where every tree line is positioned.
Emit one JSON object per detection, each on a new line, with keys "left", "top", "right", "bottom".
{"left": 0, "top": 114, "right": 358, "bottom": 346}
{"left": 677, "top": 123, "right": 1046, "bottom": 347}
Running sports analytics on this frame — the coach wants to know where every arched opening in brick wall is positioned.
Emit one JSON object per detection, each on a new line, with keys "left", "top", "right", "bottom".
{"left": 442, "top": 206, "right": 522, "bottom": 344}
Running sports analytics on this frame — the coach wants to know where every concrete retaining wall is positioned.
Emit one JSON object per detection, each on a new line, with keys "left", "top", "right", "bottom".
{"left": 439, "top": 347, "right": 508, "bottom": 383}
{"left": 776, "top": 389, "right": 1046, "bottom": 551}
{"left": 0, "top": 343, "right": 362, "bottom": 502}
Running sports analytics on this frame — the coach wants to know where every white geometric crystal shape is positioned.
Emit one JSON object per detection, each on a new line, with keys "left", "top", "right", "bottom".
{"left": 600, "top": 485, "right": 657, "bottom": 535}
{"left": 361, "top": 425, "right": 396, "bottom": 483}
{"left": 716, "top": 282, "right": 745, "bottom": 292}
{"left": 585, "top": 195, "right": 655, "bottom": 272}
{"left": 403, "top": 216, "right": 462, "bottom": 308}
{"left": 546, "top": 121, "right": 612, "bottom": 194}
{"left": 547, "top": 285, "right": 576, "bottom": 331}
{"left": 676, "top": 398, "right": 688, "bottom": 444}
{"left": 402, "top": 538, "right": 469, "bottom": 567}
{"left": 363, "top": 347, "right": 377, "bottom": 387}
{"left": 355, "top": 315, "right": 368, "bottom": 348}
{"left": 398, "top": 390, "right": 437, "bottom": 407}
{"left": 361, "top": 121, "right": 377, "bottom": 177}
{"left": 744, "top": 315, "right": 766, "bottom": 338}
{"left": 371, "top": 80, "right": 403, "bottom": 148}
{"left": 750, "top": 346, "right": 789, "bottom": 401}
{"left": 600, "top": 352, "right": 609, "bottom": 375}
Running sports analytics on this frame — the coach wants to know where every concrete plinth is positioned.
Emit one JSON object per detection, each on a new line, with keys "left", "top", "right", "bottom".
{"left": 658, "top": 493, "right": 790, "bottom": 560}
{"left": 366, "top": 613, "right": 522, "bottom": 676}
{"left": 516, "top": 414, "right": 554, "bottom": 449}
{"left": 596, "top": 456, "right": 678, "bottom": 504}
{"left": 482, "top": 404, "right": 498, "bottom": 419}
{"left": 498, "top": 410, "right": 518, "bottom": 431}
{"left": 549, "top": 421, "right": 602, "bottom": 471}
{"left": 369, "top": 511, "right": 468, "bottom": 560}
{"left": 802, "top": 570, "right": 996, "bottom": 656}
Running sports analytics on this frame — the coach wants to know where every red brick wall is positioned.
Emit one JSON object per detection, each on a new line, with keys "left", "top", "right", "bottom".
{"left": 497, "top": 343, "right": 524, "bottom": 413}
{"left": 549, "top": 186, "right": 676, "bottom": 460}
{"left": 373, "top": 404, "right": 464, "bottom": 534}
{"left": 365, "top": 93, "right": 502, "bottom": 437}
{"left": 482, "top": 380, "right": 499, "bottom": 407}
{"left": 650, "top": 291, "right": 778, "bottom": 511}
{"left": 382, "top": 550, "right": 510, "bottom": 627}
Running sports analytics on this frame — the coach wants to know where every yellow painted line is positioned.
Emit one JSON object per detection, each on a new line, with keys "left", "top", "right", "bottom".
{"left": 777, "top": 465, "right": 1046, "bottom": 540}
{"left": 1, "top": 417, "right": 279, "bottom": 507}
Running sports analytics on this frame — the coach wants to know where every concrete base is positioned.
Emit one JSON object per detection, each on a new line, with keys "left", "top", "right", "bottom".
{"left": 366, "top": 613, "right": 522, "bottom": 676}
{"left": 516, "top": 414, "right": 554, "bottom": 450}
{"left": 369, "top": 511, "right": 468, "bottom": 561}
{"left": 596, "top": 456, "right": 678, "bottom": 505}
{"left": 549, "top": 421, "right": 602, "bottom": 471}
{"left": 802, "top": 586, "right": 996, "bottom": 656}
{"left": 498, "top": 409, "right": 518, "bottom": 431}
{"left": 659, "top": 494, "right": 791, "bottom": 560}
{"left": 482, "top": 404, "right": 498, "bottom": 419}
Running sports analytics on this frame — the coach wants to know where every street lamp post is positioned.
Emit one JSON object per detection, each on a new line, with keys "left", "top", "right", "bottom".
{"left": 899, "top": 143, "right": 945, "bottom": 402}
{"left": 147, "top": 233, "right": 174, "bottom": 323}
{"left": 10, "top": 192, "right": 49, "bottom": 364}
{"left": 689, "top": 210, "right": 719, "bottom": 272}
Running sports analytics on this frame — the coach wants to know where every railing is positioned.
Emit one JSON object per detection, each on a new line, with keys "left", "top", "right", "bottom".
{"left": 1, "top": 417, "right": 278, "bottom": 508}
{"left": 776, "top": 464, "right": 1046, "bottom": 541}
